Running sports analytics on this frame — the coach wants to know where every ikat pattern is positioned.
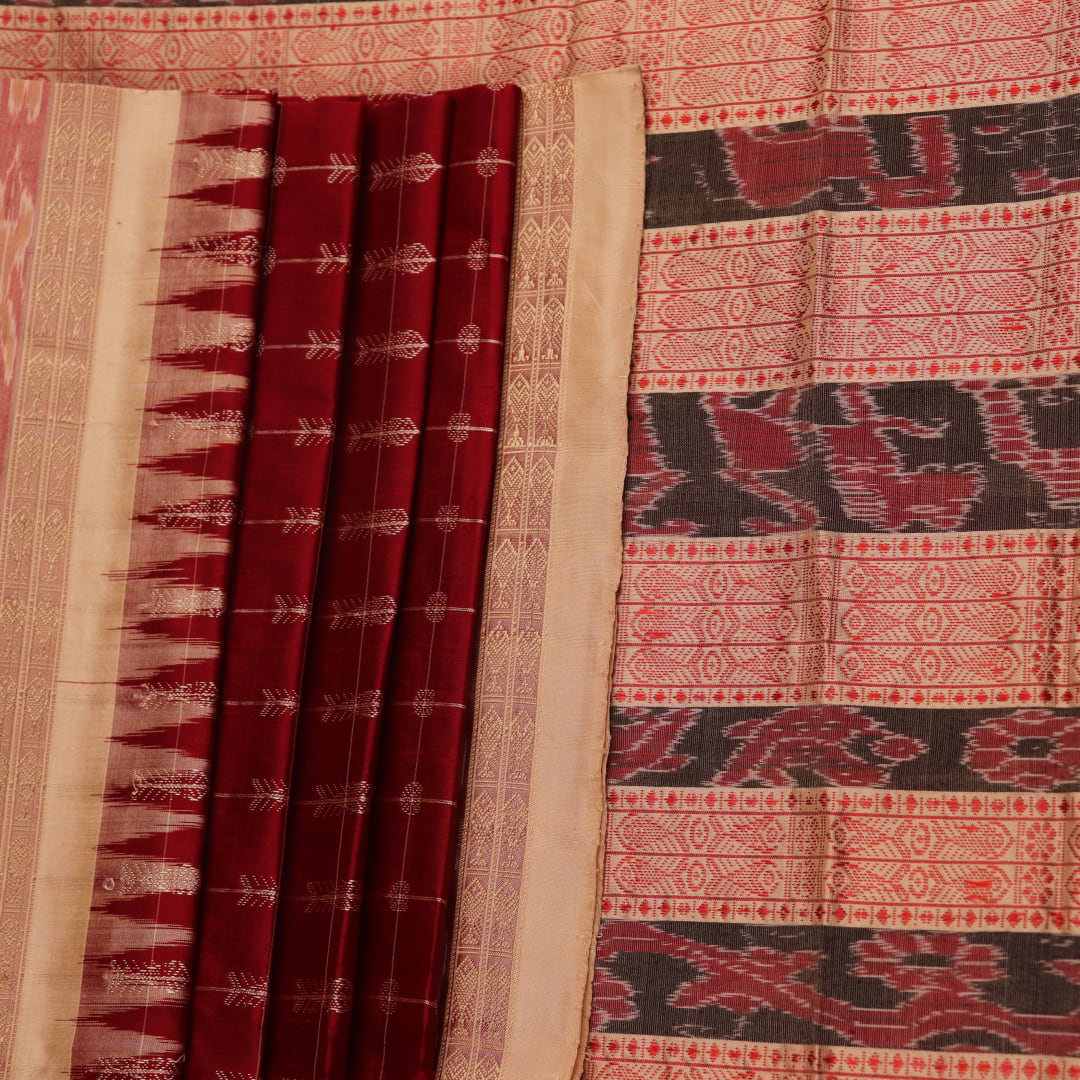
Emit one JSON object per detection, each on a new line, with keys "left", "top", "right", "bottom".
{"left": 0, "top": 79, "right": 47, "bottom": 481}
{"left": 592, "top": 921, "right": 1080, "bottom": 1055}
{"left": 608, "top": 704, "right": 1080, "bottom": 791}
{"left": 626, "top": 379, "right": 1080, "bottom": 537}
{"left": 604, "top": 63, "right": 1080, "bottom": 1058}
{"left": 644, "top": 94, "right": 1080, "bottom": 227}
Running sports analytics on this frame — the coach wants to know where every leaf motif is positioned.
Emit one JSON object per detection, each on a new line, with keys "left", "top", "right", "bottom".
{"left": 368, "top": 152, "right": 440, "bottom": 191}
{"left": 282, "top": 506, "right": 323, "bottom": 534}
{"left": 347, "top": 417, "right": 420, "bottom": 450}
{"left": 224, "top": 971, "right": 269, "bottom": 1007}
{"left": 360, "top": 243, "right": 435, "bottom": 281}
{"left": 188, "top": 232, "right": 261, "bottom": 268}
{"left": 327, "top": 152, "right": 359, "bottom": 183}
{"left": 238, "top": 873, "right": 278, "bottom": 909}
{"left": 329, "top": 595, "right": 396, "bottom": 629}
{"left": 295, "top": 416, "right": 335, "bottom": 446}
{"left": 271, "top": 594, "right": 311, "bottom": 624}
{"left": 354, "top": 329, "right": 427, "bottom": 364}
{"left": 338, "top": 508, "right": 409, "bottom": 538}
{"left": 317, "top": 242, "right": 350, "bottom": 274}
{"left": 305, "top": 330, "right": 342, "bottom": 363}
{"left": 250, "top": 778, "right": 288, "bottom": 811}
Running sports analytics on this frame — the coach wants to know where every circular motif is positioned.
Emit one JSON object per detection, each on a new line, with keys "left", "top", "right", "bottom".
{"left": 467, "top": 237, "right": 490, "bottom": 271}
{"left": 401, "top": 781, "right": 423, "bottom": 815}
{"left": 457, "top": 323, "right": 482, "bottom": 355}
{"left": 964, "top": 709, "right": 1080, "bottom": 790}
{"left": 476, "top": 146, "right": 501, "bottom": 177}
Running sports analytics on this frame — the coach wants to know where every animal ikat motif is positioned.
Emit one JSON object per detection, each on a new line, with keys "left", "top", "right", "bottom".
{"left": 626, "top": 378, "right": 1080, "bottom": 537}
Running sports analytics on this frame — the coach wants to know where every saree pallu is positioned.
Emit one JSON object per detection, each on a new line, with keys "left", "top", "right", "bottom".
{"left": 0, "top": 67, "right": 644, "bottom": 1080}
{"left": 590, "top": 102, "right": 1080, "bottom": 1080}
{"left": 184, "top": 94, "right": 365, "bottom": 1080}
{"left": 0, "top": 78, "right": 274, "bottom": 1074}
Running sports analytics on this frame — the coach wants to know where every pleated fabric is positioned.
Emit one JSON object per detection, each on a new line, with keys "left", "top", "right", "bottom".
{"left": 348, "top": 82, "right": 519, "bottom": 1080}
{"left": 261, "top": 91, "right": 454, "bottom": 1080}
{"left": 185, "top": 97, "right": 365, "bottom": 1080}
{"left": 0, "top": 68, "right": 644, "bottom": 1080}
{"left": 0, "top": 77, "right": 529, "bottom": 1080}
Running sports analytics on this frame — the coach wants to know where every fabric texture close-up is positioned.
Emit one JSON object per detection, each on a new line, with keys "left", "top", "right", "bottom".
{"left": 0, "top": 4, "right": 1079, "bottom": 1080}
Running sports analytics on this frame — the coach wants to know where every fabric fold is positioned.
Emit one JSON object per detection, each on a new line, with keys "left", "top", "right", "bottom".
{"left": 0, "top": 66, "right": 640, "bottom": 1080}
{"left": 436, "top": 66, "right": 645, "bottom": 1080}
{"left": 347, "top": 81, "right": 520, "bottom": 1080}
{"left": 185, "top": 97, "right": 365, "bottom": 1080}
{"left": 263, "top": 92, "right": 453, "bottom": 1080}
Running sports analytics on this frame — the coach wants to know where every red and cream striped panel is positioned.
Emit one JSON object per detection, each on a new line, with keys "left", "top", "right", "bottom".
{"left": 0, "top": 0, "right": 1073, "bottom": 131}
{"left": 635, "top": 198, "right": 1080, "bottom": 394}
{"left": 604, "top": 785, "right": 1080, "bottom": 933}
{"left": 615, "top": 531, "right": 1079, "bottom": 710}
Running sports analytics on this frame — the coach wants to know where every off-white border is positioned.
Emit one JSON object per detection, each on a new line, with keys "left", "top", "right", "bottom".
{"left": 502, "top": 66, "right": 644, "bottom": 1080}
{"left": 8, "top": 85, "right": 179, "bottom": 1080}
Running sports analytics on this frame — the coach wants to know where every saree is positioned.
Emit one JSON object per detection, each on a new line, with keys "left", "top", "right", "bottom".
{"left": 0, "top": 0, "right": 1079, "bottom": 1078}
{"left": 0, "top": 66, "right": 644, "bottom": 1080}
{"left": 0, "top": 77, "right": 274, "bottom": 1073}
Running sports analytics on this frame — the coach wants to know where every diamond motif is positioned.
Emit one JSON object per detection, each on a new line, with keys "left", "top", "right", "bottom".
{"left": 425, "top": 591, "right": 448, "bottom": 623}
{"left": 387, "top": 879, "right": 410, "bottom": 912}
{"left": 466, "top": 237, "right": 490, "bottom": 271}
{"left": 447, "top": 412, "right": 471, "bottom": 442}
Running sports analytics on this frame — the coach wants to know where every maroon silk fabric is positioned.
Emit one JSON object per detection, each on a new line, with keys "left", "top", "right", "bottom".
{"left": 348, "top": 83, "right": 520, "bottom": 1080}
{"left": 186, "top": 98, "right": 365, "bottom": 1080}
{"left": 262, "top": 93, "right": 454, "bottom": 1080}
{"left": 174, "top": 83, "right": 520, "bottom": 1080}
